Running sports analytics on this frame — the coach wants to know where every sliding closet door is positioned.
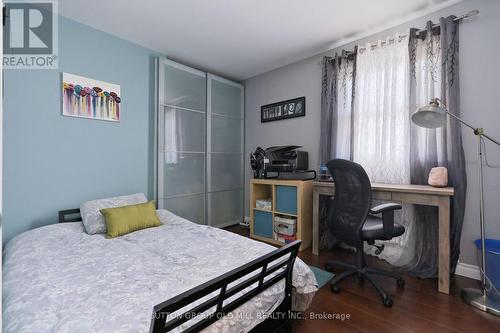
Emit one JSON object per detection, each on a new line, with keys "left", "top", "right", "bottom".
{"left": 207, "top": 74, "right": 244, "bottom": 228}
{"left": 158, "top": 59, "right": 206, "bottom": 224}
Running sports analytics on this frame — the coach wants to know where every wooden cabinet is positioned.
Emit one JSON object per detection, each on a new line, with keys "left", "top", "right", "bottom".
{"left": 249, "top": 179, "right": 312, "bottom": 251}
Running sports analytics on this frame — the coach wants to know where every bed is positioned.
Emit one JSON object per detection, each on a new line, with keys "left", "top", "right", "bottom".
{"left": 3, "top": 209, "right": 318, "bottom": 333}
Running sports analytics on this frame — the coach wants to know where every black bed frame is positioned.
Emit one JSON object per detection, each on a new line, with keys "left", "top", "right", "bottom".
{"left": 58, "top": 209, "right": 301, "bottom": 333}
{"left": 59, "top": 208, "right": 82, "bottom": 223}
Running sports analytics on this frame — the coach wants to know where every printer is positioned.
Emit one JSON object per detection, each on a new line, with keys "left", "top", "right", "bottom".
{"left": 250, "top": 145, "right": 314, "bottom": 179}
{"left": 264, "top": 145, "right": 308, "bottom": 172}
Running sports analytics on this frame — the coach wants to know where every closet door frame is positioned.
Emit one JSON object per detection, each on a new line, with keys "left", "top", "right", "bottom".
{"left": 206, "top": 73, "right": 245, "bottom": 228}
{"left": 157, "top": 58, "right": 207, "bottom": 224}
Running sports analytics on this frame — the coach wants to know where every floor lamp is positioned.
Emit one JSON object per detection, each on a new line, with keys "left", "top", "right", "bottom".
{"left": 412, "top": 97, "right": 500, "bottom": 316}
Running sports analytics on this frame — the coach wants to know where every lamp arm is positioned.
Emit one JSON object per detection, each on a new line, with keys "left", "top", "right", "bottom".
{"left": 434, "top": 98, "right": 500, "bottom": 146}
{"left": 480, "top": 131, "right": 500, "bottom": 147}
{"left": 444, "top": 109, "right": 477, "bottom": 131}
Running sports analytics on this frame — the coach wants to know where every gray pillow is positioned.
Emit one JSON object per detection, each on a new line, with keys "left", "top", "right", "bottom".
{"left": 80, "top": 193, "right": 148, "bottom": 234}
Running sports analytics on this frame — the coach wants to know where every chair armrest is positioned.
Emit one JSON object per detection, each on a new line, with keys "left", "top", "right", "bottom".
{"left": 369, "top": 203, "right": 402, "bottom": 215}
{"left": 369, "top": 203, "right": 402, "bottom": 239}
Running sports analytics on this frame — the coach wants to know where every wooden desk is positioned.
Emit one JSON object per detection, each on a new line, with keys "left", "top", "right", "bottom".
{"left": 311, "top": 181, "right": 454, "bottom": 294}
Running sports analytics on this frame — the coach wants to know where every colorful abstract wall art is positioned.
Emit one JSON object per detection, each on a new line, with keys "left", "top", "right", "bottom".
{"left": 62, "top": 72, "right": 121, "bottom": 122}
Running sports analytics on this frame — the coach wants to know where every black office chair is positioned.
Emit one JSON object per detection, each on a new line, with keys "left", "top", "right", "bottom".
{"left": 324, "top": 159, "right": 405, "bottom": 307}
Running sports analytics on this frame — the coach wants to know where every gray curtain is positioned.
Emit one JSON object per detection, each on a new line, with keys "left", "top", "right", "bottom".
{"left": 319, "top": 50, "right": 356, "bottom": 166}
{"left": 405, "top": 16, "right": 467, "bottom": 277}
{"left": 319, "top": 56, "right": 337, "bottom": 165}
{"left": 319, "top": 51, "right": 356, "bottom": 249}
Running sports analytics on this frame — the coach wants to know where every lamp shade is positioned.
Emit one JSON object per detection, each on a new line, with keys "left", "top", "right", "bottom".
{"left": 411, "top": 99, "right": 447, "bottom": 128}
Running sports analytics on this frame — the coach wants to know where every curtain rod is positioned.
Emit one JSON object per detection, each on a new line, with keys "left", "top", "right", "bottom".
{"left": 343, "top": 9, "right": 479, "bottom": 56}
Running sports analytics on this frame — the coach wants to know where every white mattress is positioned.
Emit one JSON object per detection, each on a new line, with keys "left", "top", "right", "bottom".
{"left": 3, "top": 209, "right": 317, "bottom": 333}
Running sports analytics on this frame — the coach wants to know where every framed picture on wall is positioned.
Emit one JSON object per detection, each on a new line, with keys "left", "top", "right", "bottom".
{"left": 62, "top": 72, "right": 121, "bottom": 122}
{"left": 261, "top": 96, "right": 305, "bottom": 123}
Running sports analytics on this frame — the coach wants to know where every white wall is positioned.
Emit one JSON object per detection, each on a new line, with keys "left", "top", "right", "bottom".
{"left": 244, "top": 0, "right": 500, "bottom": 267}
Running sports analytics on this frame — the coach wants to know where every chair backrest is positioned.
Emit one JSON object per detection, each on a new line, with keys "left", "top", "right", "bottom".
{"left": 326, "top": 159, "right": 372, "bottom": 247}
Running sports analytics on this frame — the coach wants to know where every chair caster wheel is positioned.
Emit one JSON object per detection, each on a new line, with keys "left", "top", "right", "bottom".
{"left": 330, "top": 284, "right": 341, "bottom": 294}
{"left": 357, "top": 273, "right": 364, "bottom": 282}
{"left": 397, "top": 278, "right": 405, "bottom": 288}
{"left": 383, "top": 297, "right": 393, "bottom": 308}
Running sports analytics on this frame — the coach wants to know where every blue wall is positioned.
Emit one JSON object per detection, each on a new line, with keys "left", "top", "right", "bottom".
{"left": 3, "top": 17, "right": 159, "bottom": 244}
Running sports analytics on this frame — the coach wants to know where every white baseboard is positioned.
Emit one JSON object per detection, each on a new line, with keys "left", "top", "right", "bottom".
{"left": 455, "top": 262, "right": 481, "bottom": 281}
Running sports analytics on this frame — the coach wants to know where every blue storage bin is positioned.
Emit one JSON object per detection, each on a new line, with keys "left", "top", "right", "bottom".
{"left": 474, "top": 239, "right": 500, "bottom": 289}
{"left": 254, "top": 210, "right": 273, "bottom": 238}
{"left": 275, "top": 185, "right": 297, "bottom": 215}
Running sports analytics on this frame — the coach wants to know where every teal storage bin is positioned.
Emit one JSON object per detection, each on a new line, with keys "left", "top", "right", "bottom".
{"left": 254, "top": 210, "right": 273, "bottom": 238}
{"left": 276, "top": 185, "right": 297, "bottom": 215}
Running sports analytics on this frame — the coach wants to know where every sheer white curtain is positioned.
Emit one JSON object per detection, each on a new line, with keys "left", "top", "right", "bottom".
{"left": 352, "top": 34, "right": 415, "bottom": 264}
{"left": 353, "top": 35, "right": 410, "bottom": 182}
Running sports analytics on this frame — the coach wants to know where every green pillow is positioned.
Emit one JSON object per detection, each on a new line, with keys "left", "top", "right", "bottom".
{"left": 100, "top": 201, "right": 161, "bottom": 238}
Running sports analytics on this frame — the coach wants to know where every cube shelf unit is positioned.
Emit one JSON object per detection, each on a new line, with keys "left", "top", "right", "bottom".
{"left": 249, "top": 179, "right": 312, "bottom": 251}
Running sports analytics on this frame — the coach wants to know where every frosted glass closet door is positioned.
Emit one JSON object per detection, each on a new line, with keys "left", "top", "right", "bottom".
{"left": 207, "top": 75, "right": 244, "bottom": 228}
{"left": 158, "top": 59, "right": 206, "bottom": 224}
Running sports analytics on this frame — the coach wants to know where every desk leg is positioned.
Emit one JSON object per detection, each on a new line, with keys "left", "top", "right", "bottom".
{"left": 312, "top": 189, "right": 320, "bottom": 256}
{"left": 438, "top": 196, "right": 450, "bottom": 294}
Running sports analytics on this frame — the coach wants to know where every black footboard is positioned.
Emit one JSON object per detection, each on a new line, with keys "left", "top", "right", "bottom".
{"left": 150, "top": 240, "right": 302, "bottom": 333}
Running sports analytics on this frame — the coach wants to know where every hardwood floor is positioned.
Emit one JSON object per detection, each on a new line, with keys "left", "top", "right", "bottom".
{"left": 226, "top": 225, "right": 500, "bottom": 333}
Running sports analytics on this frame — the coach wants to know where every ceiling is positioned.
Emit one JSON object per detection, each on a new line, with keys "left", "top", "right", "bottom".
{"left": 59, "top": 0, "right": 461, "bottom": 81}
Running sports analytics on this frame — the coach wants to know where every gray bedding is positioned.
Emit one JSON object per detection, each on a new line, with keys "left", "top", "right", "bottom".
{"left": 3, "top": 209, "right": 317, "bottom": 333}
